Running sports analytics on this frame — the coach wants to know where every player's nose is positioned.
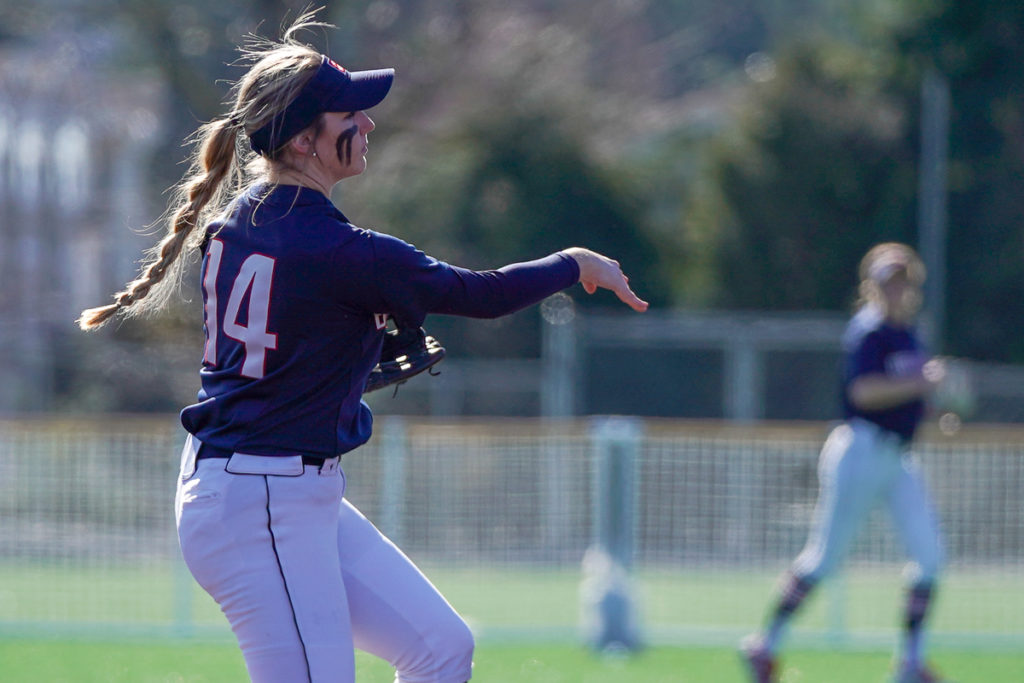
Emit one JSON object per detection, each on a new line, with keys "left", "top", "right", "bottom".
{"left": 357, "top": 111, "right": 375, "bottom": 134}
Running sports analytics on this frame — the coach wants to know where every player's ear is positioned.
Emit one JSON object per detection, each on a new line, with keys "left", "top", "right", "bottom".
{"left": 286, "top": 130, "right": 316, "bottom": 158}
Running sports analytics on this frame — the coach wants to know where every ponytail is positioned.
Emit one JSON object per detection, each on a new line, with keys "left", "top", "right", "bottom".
{"left": 78, "top": 116, "right": 243, "bottom": 330}
{"left": 78, "top": 7, "right": 328, "bottom": 330}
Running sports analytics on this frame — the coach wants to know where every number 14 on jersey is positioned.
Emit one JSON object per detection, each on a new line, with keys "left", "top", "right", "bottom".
{"left": 202, "top": 238, "right": 278, "bottom": 379}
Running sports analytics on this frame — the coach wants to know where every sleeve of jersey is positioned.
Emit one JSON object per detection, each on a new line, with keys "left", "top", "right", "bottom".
{"left": 372, "top": 233, "right": 580, "bottom": 323}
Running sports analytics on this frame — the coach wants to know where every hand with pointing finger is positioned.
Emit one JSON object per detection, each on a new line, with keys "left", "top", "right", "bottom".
{"left": 562, "top": 247, "right": 649, "bottom": 313}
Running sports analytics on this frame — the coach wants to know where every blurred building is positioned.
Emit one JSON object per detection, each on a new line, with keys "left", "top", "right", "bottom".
{"left": 0, "top": 30, "right": 167, "bottom": 410}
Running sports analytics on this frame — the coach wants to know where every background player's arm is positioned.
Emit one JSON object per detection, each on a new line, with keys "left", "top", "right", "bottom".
{"left": 848, "top": 358, "right": 945, "bottom": 411}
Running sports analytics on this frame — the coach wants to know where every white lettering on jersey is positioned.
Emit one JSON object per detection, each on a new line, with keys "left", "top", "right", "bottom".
{"left": 886, "top": 350, "right": 925, "bottom": 378}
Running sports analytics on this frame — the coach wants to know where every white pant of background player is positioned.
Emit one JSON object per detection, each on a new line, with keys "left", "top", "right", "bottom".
{"left": 793, "top": 418, "right": 944, "bottom": 583}
{"left": 175, "top": 435, "right": 474, "bottom": 683}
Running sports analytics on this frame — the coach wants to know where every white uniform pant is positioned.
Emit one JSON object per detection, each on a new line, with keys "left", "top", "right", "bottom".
{"left": 792, "top": 419, "right": 944, "bottom": 584}
{"left": 175, "top": 435, "right": 474, "bottom": 683}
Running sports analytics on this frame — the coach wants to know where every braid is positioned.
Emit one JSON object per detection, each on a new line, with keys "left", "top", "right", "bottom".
{"left": 78, "top": 7, "right": 327, "bottom": 331}
{"left": 78, "top": 116, "right": 243, "bottom": 330}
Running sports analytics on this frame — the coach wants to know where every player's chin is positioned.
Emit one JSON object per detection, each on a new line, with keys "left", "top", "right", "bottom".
{"left": 340, "top": 161, "right": 368, "bottom": 179}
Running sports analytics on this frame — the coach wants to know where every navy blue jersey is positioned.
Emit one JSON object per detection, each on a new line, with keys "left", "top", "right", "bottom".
{"left": 180, "top": 183, "right": 580, "bottom": 457}
{"left": 840, "top": 306, "right": 927, "bottom": 442}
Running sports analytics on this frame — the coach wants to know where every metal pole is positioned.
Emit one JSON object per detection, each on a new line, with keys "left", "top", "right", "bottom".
{"left": 917, "top": 66, "right": 950, "bottom": 352}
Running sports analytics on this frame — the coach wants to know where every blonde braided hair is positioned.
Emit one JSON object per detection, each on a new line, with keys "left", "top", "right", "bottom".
{"left": 78, "top": 10, "right": 328, "bottom": 330}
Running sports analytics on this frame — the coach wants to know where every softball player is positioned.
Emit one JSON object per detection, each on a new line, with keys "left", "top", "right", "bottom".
{"left": 741, "top": 242, "right": 949, "bottom": 683}
{"left": 78, "top": 11, "right": 647, "bottom": 683}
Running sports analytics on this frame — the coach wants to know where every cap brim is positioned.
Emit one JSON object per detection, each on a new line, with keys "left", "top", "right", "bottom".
{"left": 328, "top": 68, "right": 395, "bottom": 112}
{"left": 869, "top": 260, "right": 908, "bottom": 283}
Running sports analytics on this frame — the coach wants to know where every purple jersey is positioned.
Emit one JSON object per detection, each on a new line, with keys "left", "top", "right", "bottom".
{"left": 180, "top": 183, "right": 580, "bottom": 457}
{"left": 840, "top": 306, "right": 927, "bottom": 442}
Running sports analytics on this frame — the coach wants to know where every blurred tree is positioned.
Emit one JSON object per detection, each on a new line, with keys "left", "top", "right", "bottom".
{"left": 689, "top": 39, "right": 916, "bottom": 311}
{"left": 118, "top": 1, "right": 289, "bottom": 186}
{"left": 452, "top": 112, "right": 664, "bottom": 283}
{"left": 892, "top": 0, "right": 1024, "bottom": 361}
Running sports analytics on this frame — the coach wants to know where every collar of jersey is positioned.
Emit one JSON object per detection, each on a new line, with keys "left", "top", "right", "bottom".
{"left": 255, "top": 182, "right": 333, "bottom": 208}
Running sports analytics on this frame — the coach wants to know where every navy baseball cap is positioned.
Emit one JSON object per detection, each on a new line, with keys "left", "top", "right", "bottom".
{"left": 249, "top": 55, "right": 394, "bottom": 155}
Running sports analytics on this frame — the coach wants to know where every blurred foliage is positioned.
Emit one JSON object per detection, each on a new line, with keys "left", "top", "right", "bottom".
{"left": 686, "top": 39, "right": 917, "bottom": 311}
{"left": 892, "top": 0, "right": 1024, "bottom": 360}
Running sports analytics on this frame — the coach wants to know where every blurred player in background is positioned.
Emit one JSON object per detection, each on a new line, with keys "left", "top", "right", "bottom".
{"left": 78, "top": 10, "right": 647, "bottom": 683}
{"left": 741, "top": 242, "right": 950, "bottom": 683}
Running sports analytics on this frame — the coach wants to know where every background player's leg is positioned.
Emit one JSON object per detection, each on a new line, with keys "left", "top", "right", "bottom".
{"left": 792, "top": 423, "right": 897, "bottom": 581}
{"left": 747, "top": 425, "right": 894, "bottom": 660}
{"left": 769, "top": 425, "right": 881, "bottom": 642}
{"left": 888, "top": 457, "right": 944, "bottom": 674}
{"left": 336, "top": 499, "right": 474, "bottom": 683}
{"left": 756, "top": 572, "right": 816, "bottom": 655}
{"left": 177, "top": 459, "right": 354, "bottom": 683}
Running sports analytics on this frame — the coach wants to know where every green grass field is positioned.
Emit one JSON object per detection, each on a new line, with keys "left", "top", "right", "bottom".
{"left": 3, "top": 564, "right": 1024, "bottom": 681}
{"left": 3, "top": 564, "right": 1023, "bottom": 641}
{"left": 2, "top": 639, "right": 1023, "bottom": 682}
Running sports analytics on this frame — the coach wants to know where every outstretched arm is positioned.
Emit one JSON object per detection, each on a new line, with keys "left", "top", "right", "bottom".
{"left": 562, "top": 247, "right": 649, "bottom": 313}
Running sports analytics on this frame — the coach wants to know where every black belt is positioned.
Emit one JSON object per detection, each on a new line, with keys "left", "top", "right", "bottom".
{"left": 196, "top": 442, "right": 328, "bottom": 467}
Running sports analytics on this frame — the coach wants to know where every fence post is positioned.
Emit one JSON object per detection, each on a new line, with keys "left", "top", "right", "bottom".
{"left": 541, "top": 292, "right": 577, "bottom": 419}
{"left": 581, "top": 416, "right": 643, "bottom": 652}
{"left": 171, "top": 430, "right": 193, "bottom": 637}
{"left": 378, "top": 417, "right": 407, "bottom": 547}
{"left": 724, "top": 339, "right": 763, "bottom": 422}
{"left": 826, "top": 573, "right": 849, "bottom": 646}
{"left": 541, "top": 295, "right": 577, "bottom": 558}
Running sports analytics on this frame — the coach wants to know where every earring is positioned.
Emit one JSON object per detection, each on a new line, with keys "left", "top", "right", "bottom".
{"left": 312, "top": 151, "right": 318, "bottom": 157}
